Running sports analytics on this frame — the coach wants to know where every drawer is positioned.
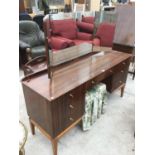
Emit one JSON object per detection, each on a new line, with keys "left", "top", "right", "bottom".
{"left": 85, "top": 70, "right": 111, "bottom": 90}
{"left": 109, "top": 59, "right": 130, "bottom": 74}
{"left": 111, "top": 63, "right": 130, "bottom": 91}
{"left": 66, "top": 86, "right": 85, "bottom": 123}
{"left": 51, "top": 85, "right": 85, "bottom": 137}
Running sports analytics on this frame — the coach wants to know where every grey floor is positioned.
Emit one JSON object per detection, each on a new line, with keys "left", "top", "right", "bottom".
{"left": 19, "top": 70, "right": 135, "bottom": 155}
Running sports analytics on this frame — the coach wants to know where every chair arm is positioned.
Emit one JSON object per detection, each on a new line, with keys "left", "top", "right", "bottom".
{"left": 19, "top": 40, "right": 30, "bottom": 50}
{"left": 93, "top": 38, "right": 101, "bottom": 46}
{"left": 19, "top": 40, "right": 32, "bottom": 61}
{"left": 49, "top": 37, "right": 69, "bottom": 50}
{"left": 76, "top": 21, "right": 94, "bottom": 33}
{"left": 39, "top": 31, "right": 45, "bottom": 43}
{"left": 77, "top": 32, "right": 93, "bottom": 40}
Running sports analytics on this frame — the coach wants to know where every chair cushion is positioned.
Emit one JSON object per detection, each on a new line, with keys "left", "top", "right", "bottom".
{"left": 77, "top": 32, "right": 93, "bottom": 40}
{"left": 55, "top": 37, "right": 75, "bottom": 47}
{"left": 51, "top": 19, "right": 77, "bottom": 39}
{"left": 31, "top": 46, "right": 45, "bottom": 58}
{"left": 82, "top": 16, "right": 95, "bottom": 24}
{"left": 96, "top": 22, "right": 115, "bottom": 47}
{"left": 77, "top": 21, "right": 94, "bottom": 33}
{"left": 50, "top": 37, "right": 69, "bottom": 50}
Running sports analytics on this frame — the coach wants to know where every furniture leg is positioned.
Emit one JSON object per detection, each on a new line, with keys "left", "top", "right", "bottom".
{"left": 51, "top": 139, "right": 58, "bottom": 155}
{"left": 29, "top": 118, "right": 35, "bottom": 135}
{"left": 120, "top": 85, "right": 125, "bottom": 97}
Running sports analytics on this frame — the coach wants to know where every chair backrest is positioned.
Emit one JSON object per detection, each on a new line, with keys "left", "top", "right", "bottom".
{"left": 43, "top": 14, "right": 76, "bottom": 38}
{"left": 19, "top": 21, "right": 44, "bottom": 47}
{"left": 33, "top": 14, "right": 45, "bottom": 31}
{"left": 19, "top": 13, "right": 32, "bottom": 21}
{"left": 82, "top": 15, "right": 95, "bottom": 24}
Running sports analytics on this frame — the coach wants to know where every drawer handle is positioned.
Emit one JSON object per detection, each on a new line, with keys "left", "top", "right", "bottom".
{"left": 69, "top": 104, "right": 74, "bottom": 109}
{"left": 121, "top": 70, "right": 124, "bottom": 73}
{"left": 110, "top": 70, "right": 113, "bottom": 73}
{"left": 69, "top": 117, "right": 74, "bottom": 121}
{"left": 91, "top": 80, "right": 95, "bottom": 84}
{"left": 69, "top": 93, "right": 74, "bottom": 98}
{"left": 122, "top": 62, "right": 126, "bottom": 65}
{"left": 119, "top": 81, "right": 123, "bottom": 84}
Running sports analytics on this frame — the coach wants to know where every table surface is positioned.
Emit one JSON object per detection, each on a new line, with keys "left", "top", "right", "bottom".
{"left": 22, "top": 49, "right": 131, "bottom": 102}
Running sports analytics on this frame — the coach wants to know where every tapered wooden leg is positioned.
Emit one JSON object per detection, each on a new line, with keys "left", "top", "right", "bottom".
{"left": 120, "top": 85, "right": 125, "bottom": 97}
{"left": 29, "top": 118, "right": 35, "bottom": 135}
{"left": 51, "top": 139, "right": 58, "bottom": 155}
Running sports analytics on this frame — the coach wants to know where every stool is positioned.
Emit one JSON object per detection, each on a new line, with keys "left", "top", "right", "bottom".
{"left": 82, "top": 83, "right": 107, "bottom": 131}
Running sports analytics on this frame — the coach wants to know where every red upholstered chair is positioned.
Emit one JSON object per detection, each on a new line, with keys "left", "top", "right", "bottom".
{"left": 43, "top": 17, "right": 93, "bottom": 50}
{"left": 93, "top": 22, "right": 116, "bottom": 47}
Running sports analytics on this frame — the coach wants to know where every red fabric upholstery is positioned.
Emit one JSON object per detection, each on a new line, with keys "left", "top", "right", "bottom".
{"left": 77, "top": 21, "right": 94, "bottom": 33}
{"left": 77, "top": 32, "right": 93, "bottom": 40}
{"left": 93, "top": 38, "right": 101, "bottom": 46}
{"left": 44, "top": 19, "right": 94, "bottom": 50}
{"left": 96, "top": 22, "right": 115, "bottom": 47}
{"left": 49, "top": 37, "right": 69, "bottom": 50}
{"left": 73, "top": 39, "right": 93, "bottom": 45}
{"left": 55, "top": 36, "right": 75, "bottom": 47}
{"left": 82, "top": 16, "right": 95, "bottom": 24}
{"left": 51, "top": 19, "right": 77, "bottom": 39}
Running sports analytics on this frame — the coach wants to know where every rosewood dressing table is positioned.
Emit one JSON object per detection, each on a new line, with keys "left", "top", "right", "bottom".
{"left": 21, "top": 43, "right": 131, "bottom": 155}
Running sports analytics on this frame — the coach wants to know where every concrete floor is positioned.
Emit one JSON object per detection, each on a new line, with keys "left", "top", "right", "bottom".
{"left": 19, "top": 70, "right": 135, "bottom": 155}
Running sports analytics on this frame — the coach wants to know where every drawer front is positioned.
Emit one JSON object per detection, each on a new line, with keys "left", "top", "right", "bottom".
{"left": 66, "top": 86, "right": 85, "bottom": 125}
{"left": 51, "top": 85, "right": 85, "bottom": 137}
{"left": 111, "top": 59, "right": 130, "bottom": 91}
{"left": 110, "top": 59, "right": 130, "bottom": 74}
{"left": 85, "top": 70, "right": 111, "bottom": 90}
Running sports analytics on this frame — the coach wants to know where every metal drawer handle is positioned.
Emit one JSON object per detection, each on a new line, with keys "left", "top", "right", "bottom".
{"left": 91, "top": 80, "right": 95, "bottom": 84}
{"left": 69, "top": 117, "right": 74, "bottom": 121}
{"left": 69, "top": 93, "right": 74, "bottom": 98}
{"left": 69, "top": 104, "right": 74, "bottom": 109}
{"left": 122, "top": 62, "right": 126, "bottom": 65}
{"left": 121, "top": 70, "right": 124, "bottom": 73}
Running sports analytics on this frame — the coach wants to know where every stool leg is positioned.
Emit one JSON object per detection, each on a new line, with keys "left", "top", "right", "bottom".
{"left": 51, "top": 139, "right": 58, "bottom": 155}
{"left": 29, "top": 118, "right": 35, "bottom": 135}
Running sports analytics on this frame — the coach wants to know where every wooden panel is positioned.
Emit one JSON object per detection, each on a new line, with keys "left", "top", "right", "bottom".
{"left": 51, "top": 95, "right": 70, "bottom": 137}
{"left": 113, "top": 4, "right": 135, "bottom": 46}
{"left": 112, "top": 43, "right": 134, "bottom": 54}
{"left": 22, "top": 84, "right": 53, "bottom": 137}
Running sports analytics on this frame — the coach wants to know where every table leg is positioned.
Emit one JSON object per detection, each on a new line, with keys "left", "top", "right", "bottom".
{"left": 51, "top": 139, "right": 58, "bottom": 155}
{"left": 120, "top": 85, "right": 125, "bottom": 97}
{"left": 29, "top": 118, "right": 35, "bottom": 135}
